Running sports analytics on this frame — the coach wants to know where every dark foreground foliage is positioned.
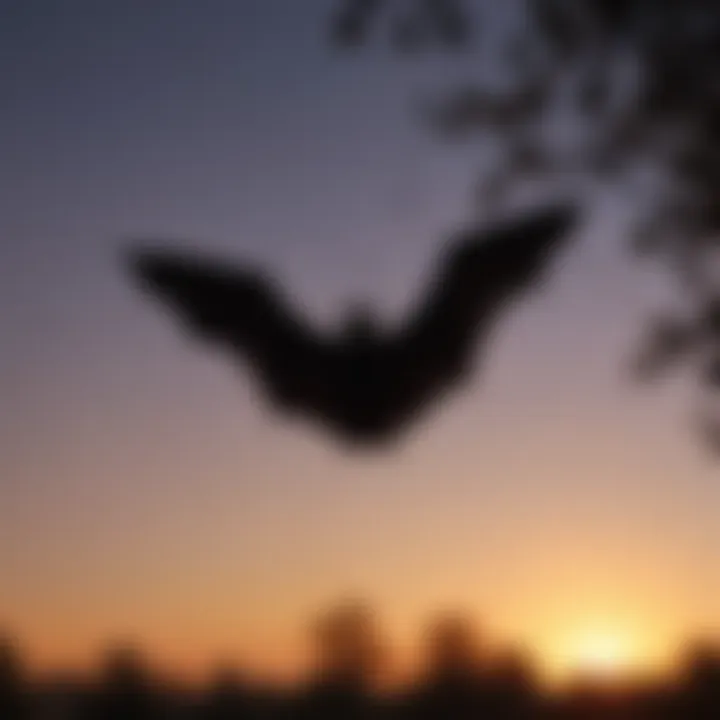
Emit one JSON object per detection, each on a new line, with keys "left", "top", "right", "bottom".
{"left": 329, "top": 0, "right": 720, "bottom": 449}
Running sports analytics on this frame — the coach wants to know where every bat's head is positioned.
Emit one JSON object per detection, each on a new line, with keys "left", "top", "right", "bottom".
{"left": 341, "top": 303, "right": 382, "bottom": 345}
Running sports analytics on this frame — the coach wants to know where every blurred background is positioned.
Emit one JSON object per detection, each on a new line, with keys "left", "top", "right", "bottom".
{"left": 2, "top": 1, "right": 720, "bottom": 716}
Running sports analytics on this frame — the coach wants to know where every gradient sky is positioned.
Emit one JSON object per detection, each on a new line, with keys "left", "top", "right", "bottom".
{"left": 1, "top": 0, "right": 718, "bottom": 683}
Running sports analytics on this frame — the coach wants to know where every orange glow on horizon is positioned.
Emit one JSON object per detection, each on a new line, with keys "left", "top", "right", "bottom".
{"left": 9, "top": 613, "right": 690, "bottom": 693}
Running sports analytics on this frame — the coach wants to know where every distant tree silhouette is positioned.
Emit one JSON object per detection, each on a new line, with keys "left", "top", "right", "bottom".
{"left": 484, "top": 648, "right": 541, "bottom": 719}
{"left": 0, "top": 635, "right": 28, "bottom": 720}
{"left": 199, "top": 666, "right": 254, "bottom": 720}
{"left": 4, "top": 618, "right": 720, "bottom": 718}
{"left": 80, "top": 643, "right": 162, "bottom": 720}
{"left": 300, "top": 600, "right": 385, "bottom": 719}
{"left": 406, "top": 613, "right": 489, "bottom": 719}
{"left": 423, "top": 614, "right": 483, "bottom": 681}
{"left": 675, "top": 641, "right": 720, "bottom": 718}
{"left": 329, "top": 0, "right": 720, "bottom": 449}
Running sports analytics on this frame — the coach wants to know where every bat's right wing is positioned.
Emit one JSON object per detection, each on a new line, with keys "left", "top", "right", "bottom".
{"left": 396, "top": 204, "right": 577, "bottom": 399}
{"left": 126, "top": 246, "right": 330, "bottom": 409}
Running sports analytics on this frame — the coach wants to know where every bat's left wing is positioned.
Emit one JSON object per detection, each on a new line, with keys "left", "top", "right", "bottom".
{"left": 126, "top": 246, "right": 332, "bottom": 410}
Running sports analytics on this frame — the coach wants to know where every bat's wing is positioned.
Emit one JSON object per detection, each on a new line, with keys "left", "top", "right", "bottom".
{"left": 396, "top": 204, "right": 577, "bottom": 397}
{"left": 126, "top": 246, "right": 329, "bottom": 408}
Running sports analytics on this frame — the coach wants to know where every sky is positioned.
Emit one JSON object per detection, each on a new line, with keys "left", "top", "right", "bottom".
{"left": 1, "top": 0, "right": 718, "bottom": 684}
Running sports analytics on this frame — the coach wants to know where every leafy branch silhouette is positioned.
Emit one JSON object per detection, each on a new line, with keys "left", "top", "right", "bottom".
{"left": 330, "top": 0, "right": 720, "bottom": 450}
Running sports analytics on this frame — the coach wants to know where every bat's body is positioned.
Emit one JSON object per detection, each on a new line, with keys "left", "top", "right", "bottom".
{"left": 127, "top": 205, "right": 576, "bottom": 445}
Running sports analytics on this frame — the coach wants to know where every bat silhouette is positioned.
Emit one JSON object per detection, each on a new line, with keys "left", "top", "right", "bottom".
{"left": 126, "top": 205, "right": 576, "bottom": 446}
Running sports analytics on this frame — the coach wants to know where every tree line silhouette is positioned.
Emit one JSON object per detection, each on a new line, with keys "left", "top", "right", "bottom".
{"left": 3, "top": 601, "right": 720, "bottom": 719}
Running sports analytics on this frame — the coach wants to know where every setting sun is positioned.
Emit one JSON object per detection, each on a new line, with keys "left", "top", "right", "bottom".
{"left": 571, "top": 631, "right": 634, "bottom": 677}
{"left": 540, "top": 621, "right": 658, "bottom": 685}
